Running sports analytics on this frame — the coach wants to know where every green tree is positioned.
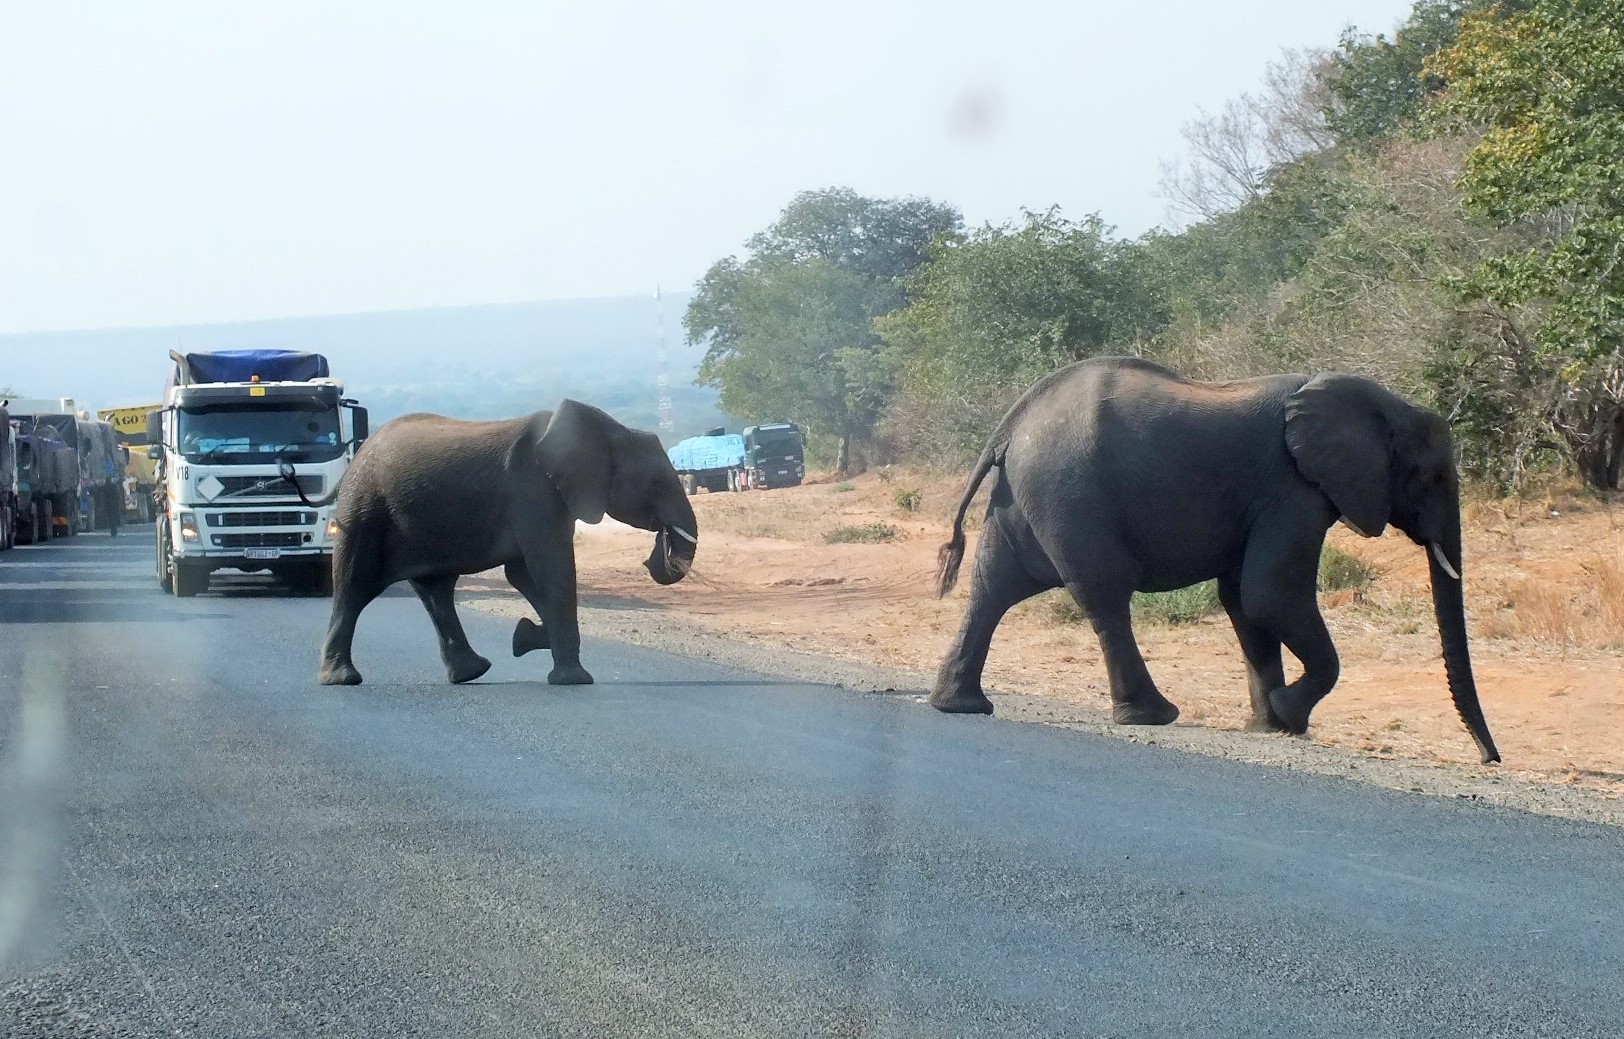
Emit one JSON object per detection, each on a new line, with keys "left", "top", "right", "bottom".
{"left": 877, "top": 210, "right": 1145, "bottom": 459}
{"left": 696, "top": 261, "right": 897, "bottom": 473}
{"left": 1429, "top": 0, "right": 1624, "bottom": 488}
{"left": 1322, "top": 0, "right": 1475, "bottom": 147}
{"left": 745, "top": 187, "right": 962, "bottom": 282}
{"left": 685, "top": 188, "right": 962, "bottom": 472}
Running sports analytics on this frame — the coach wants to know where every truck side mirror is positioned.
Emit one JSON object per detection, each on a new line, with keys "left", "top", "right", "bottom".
{"left": 146, "top": 445, "right": 162, "bottom": 460}
{"left": 350, "top": 406, "right": 368, "bottom": 446}
{"left": 145, "top": 410, "right": 163, "bottom": 447}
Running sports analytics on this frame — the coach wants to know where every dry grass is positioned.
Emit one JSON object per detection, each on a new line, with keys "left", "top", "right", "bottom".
{"left": 1484, "top": 548, "right": 1624, "bottom": 650}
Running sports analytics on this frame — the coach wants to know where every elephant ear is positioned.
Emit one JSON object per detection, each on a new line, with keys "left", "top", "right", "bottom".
{"left": 1284, "top": 374, "right": 1394, "bottom": 538}
{"left": 536, "top": 399, "right": 614, "bottom": 524}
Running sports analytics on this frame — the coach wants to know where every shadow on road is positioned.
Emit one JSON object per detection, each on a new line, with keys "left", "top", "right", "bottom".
{"left": 0, "top": 597, "right": 229, "bottom": 625}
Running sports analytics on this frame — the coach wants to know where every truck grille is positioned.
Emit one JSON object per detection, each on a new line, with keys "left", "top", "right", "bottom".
{"left": 214, "top": 532, "right": 307, "bottom": 549}
{"left": 206, "top": 511, "right": 314, "bottom": 527}
{"left": 213, "top": 475, "right": 325, "bottom": 497}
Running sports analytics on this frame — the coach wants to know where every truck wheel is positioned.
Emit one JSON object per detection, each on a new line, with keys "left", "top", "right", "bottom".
{"left": 172, "top": 561, "right": 208, "bottom": 598}
{"left": 682, "top": 474, "right": 697, "bottom": 496}
{"left": 157, "top": 523, "right": 174, "bottom": 592}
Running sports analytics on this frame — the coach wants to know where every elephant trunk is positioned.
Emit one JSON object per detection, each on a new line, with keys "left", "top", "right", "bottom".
{"left": 645, "top": 497, "right": 697, "bottom": 586}
{"left": 1428, "top": 510, "right": 1501, "bottom": 764}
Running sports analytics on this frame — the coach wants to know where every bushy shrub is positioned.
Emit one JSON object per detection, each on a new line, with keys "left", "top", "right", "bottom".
{"left": 1319, "top": 544, "right": 1377, "bottom": 591}
{"left": 824, "top": 522, "right": 901, "bottom": 544}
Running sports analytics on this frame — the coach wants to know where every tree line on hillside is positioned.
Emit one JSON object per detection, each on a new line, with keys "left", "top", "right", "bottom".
{"left": 685, "top": 0, "right": 1623, "bottom": 492}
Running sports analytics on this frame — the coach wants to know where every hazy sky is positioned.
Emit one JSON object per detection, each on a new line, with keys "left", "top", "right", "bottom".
{"left": 1, "top": 1, "right": 1416, "bottom": 334}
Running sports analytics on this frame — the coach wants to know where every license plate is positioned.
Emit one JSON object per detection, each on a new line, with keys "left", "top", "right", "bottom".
{"left": 244, "top": 548, "right": 281, "bottom": 560}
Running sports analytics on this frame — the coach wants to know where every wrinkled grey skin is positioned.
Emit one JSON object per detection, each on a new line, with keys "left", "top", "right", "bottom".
{"left": 318, "top": 400, "right": 697, "bottom": 687}
{"left": 933, "top": 356, "right": 1500, "bottom": 764}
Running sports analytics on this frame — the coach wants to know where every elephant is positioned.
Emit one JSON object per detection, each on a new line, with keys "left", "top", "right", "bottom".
{"left": 931, "top": 356, "right": 1500, "bottom": 764}
{"left": 317, "top": 400, "right": 697, "bottom": 687}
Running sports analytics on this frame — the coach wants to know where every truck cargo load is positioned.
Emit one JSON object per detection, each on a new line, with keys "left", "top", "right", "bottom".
{"left": 668, "top": 434, "right": 746, "bottom": 474}
{"left": 167, "top": 349, "right": 331, "bottom": 389}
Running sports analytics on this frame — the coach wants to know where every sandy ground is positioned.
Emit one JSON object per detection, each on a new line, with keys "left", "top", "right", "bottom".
{"left": 461, "top": 472, "right": 1624, "bottom": 825}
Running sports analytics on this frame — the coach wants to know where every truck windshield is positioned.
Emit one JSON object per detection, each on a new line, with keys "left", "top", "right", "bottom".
{"left": 755, "top": 433, "right": 802, "bottom": 454}
{"left": 177, "top": 402, "right": 343, "bottom": 463}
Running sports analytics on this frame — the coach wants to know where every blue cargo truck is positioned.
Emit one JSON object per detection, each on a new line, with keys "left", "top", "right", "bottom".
{"left": 667, "top": 422, "right": 805, "bottom": 494}
{"left": 668, "top": 429, "right": 746, "bottom": 494}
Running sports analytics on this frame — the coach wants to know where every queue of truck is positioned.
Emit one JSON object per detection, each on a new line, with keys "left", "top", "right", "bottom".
{"left": 2, "top": 397, "right": 127, "bottom": 547}
{"left": 5, "top": 348, "right": 370, "bottom": 599}
{"left": 12, "top": 347, "right": 797, "bottom": 589}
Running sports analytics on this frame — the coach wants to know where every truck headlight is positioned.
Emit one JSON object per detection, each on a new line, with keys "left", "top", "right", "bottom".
{"left": 325, "top": 518, "right": 339, "bottom": 539}
{"left": 178, "top": 513, "right": 199, "bottom": 542}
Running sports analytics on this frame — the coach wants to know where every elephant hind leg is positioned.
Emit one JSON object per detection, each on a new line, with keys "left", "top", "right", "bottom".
{"left": 1069, "top": 583, "right": 1180, "bottom": 726}
{"left": 930, "top": 519, "right": 1053, "bottom": 715}
{"left": 411, "top": 575, "right": 492, "bottom": 684}
{"left": 1218, "top": 573, "right": 1290, "bottom": 731}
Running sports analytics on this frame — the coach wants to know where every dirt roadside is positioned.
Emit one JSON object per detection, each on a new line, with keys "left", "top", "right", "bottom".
{"left": 460, "top": 472, "right": 1624, "bottom": 827}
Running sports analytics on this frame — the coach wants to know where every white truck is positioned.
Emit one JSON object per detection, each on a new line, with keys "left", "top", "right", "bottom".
{"left": 148, "top": 350, "right": 368, "bottom": 597}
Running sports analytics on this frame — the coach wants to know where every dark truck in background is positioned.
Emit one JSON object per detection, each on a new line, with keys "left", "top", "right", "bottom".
{"left": 740, "top": 423, "right": 805, "bottom": 489}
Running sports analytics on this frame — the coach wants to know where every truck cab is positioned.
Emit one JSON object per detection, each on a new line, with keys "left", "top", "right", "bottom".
{"left": 741, "top": 423, "right": 806, "bottom": 489}
{"left": 150, "top": 350, "right": 367, "bottom": 597}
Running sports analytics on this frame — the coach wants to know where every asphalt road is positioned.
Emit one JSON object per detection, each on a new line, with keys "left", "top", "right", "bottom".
{"left": 1, "top": 530, "right": 1620, "bottom": 1038}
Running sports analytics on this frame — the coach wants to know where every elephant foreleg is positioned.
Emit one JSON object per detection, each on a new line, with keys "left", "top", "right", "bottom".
{"left": 930, "top": 520, "right": 1051, "bottom": 714}
{"left": 503, "top": 560, "right": 552, "bottom": 657}
{"left": 410, "top": 575, "right": 492, "bottom": 684}
{"left": 1218, "top": 573, "right": 1290, "bottom": 731}
{"left": 317, "top": 543, "right": 386, "bottom": 686}
{"left": 517, "top": 529, "right": 593, "bottom": 686}
{"left": 1238, "top": 535, "right": 1340, "bottom": 734}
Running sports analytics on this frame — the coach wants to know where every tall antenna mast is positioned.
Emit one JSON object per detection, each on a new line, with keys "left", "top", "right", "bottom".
{"left": 655, "top": 285, "right": 673, "bottom": 433}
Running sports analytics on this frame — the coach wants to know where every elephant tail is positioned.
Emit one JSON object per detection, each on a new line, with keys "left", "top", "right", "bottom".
{"left": 936, "top": 438, "right": 1003, "bottom": 598}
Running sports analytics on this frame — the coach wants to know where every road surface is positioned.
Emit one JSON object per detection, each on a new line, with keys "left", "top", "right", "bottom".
{"left": 1, "top": 531, "right": 1620, "bottom": 1037}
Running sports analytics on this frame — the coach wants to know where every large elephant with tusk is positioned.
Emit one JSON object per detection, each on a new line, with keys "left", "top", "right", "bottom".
{"left": 931, "top": 356, "right": 1500, "bottom": 764}
{"left": 318, "top": 400, "right": 697, "bottom": 687}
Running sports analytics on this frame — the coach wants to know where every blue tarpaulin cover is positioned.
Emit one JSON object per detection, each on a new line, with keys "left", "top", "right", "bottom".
{"left": 668, "top": 433, "right": 745, "bottom": 472}
{"left": 172, "top": 350, "right": 331, "bottom": 386}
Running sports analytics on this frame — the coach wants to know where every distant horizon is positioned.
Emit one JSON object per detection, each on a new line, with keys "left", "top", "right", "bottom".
{"left": 0, "top": 287, "right": 694, "bottom": 340}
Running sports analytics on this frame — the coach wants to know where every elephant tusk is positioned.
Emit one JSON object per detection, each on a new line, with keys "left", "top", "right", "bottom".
{"left": 669, "top": 526, "right": 697, "bottom": 544}
{"left": 1430, "top": 542, "right": 1461, "bottom": 581}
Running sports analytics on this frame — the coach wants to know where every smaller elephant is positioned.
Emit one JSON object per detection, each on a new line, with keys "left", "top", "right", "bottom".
{"left": 932, "top": 356, "right": 1499, "bottom": 764}
{"left": 318, "top": 400, "right": 697, "bottom": 687}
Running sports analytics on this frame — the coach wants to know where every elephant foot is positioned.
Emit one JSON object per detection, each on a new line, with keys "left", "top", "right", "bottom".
{"left": 928, "top": 686, "right": 995, "bottom": 715}
{"left": 548, "top": 663, "right": 595, "bottom": 686}
{"left": 512, "top": 617, "right": 550, "bottom": 657}
{"left": 1245, "top": 711, "right": 1291, "bottom": 733}
{"left": 319, "top": 662, "right": 363, "bottom": 686}
{"left": 1266, "top": 687, "right": 1316, "bottom": 735}
{"left": 447, "top": 653, "right": 493, "bottom": 685}
{"left": 1112, "top": 696, "right": 1180, "bottom": 726}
